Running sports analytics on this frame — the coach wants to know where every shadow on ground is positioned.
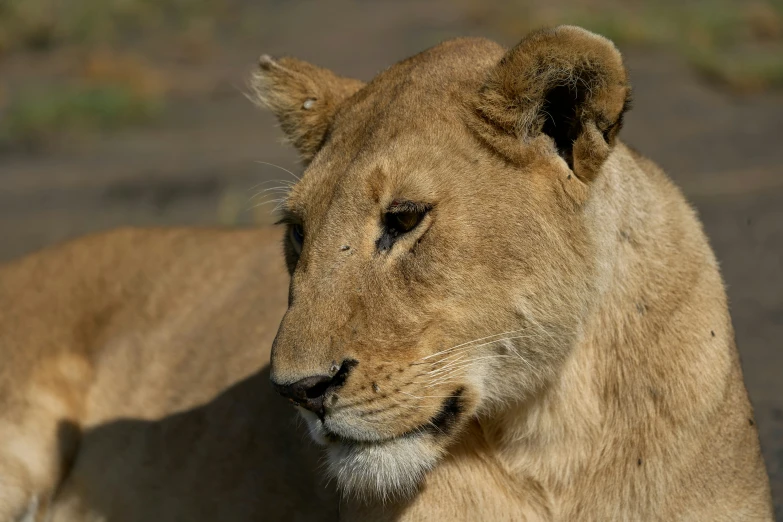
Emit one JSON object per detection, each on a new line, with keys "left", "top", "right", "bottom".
{"left": 51, "top": 367, "right": 336, "bottom": 521}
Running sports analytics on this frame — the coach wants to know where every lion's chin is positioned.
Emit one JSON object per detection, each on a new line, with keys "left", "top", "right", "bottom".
{"left": 297, "top": 409, "right": 442, "bottom": 500}
{"left": 325, "top": 433, "right": 442, "bottom": 501}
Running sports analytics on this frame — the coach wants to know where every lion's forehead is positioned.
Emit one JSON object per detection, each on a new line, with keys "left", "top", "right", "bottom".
{"left": 288, "top": 40, "right": 512, "bottom": 214}
{"left": 328, "top": 39, "right": 504, "bottom": 137}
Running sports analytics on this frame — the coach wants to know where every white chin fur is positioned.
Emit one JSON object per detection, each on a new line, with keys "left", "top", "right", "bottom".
{"left": 297, "top": 409, "right": 441, "bottom": 500}
{"left": 326, "top": 435, "right": 441, "bottom": 501}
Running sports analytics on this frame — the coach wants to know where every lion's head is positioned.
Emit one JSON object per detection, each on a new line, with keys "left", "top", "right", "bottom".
{"left": 254, "top": 26, "right": 630, "bottom": 500}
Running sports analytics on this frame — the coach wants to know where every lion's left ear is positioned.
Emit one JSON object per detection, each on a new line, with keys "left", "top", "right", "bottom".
{"left": 477, "top": 26, "right": 631, "bottom": 181}
{"left": 251, "top": 55, "right": 364, "bottom": 164}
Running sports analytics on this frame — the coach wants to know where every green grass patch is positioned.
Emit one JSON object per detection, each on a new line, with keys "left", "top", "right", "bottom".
{"left": 0, "top": 84, "right": 164, "bottom": 148}
{"left": 0, "top": 0, "right": 222, "bottom": 52}
{"left": 690, "top": 48, "right": 783, "bottom": 92}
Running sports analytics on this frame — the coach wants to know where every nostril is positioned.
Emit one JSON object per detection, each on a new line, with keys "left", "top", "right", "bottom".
{"left": 303, "top": 376, "right": 333, "bottom": 400}
{"left": 274, "top": 375, "right": 331, "bottom": 403}
{"left": 271, "top": 359, "right": 358, "bottom": 414}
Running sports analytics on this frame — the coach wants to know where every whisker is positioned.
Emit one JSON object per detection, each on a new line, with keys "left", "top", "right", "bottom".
{"left": 255, "top": 160, "right": 301, "bottom": 180}
{"left": 424, "top": 334, "right": 542, "bottom": 374}
{"left": 248, "top": 196, "right": 288, "bottom": 208}
{"left": 247, "top": 179, "right": 297, "bottom": 191}
{"left": 417, "top": 327, "right": 533, "bottom": 363}
{"left": 503, "top": 341, "right": 536, "bottom": 371}
{"left": 400, "top": 391, "right": 464, "bottom": 400}
{"left": 248, "top": 187, "right": 293, "bottom": 201}
{"left": 421, "top": 354, "right": 517, "bottom": 387}
{"left": 423, "top": 354, "right": 469, "bottom": 377}
{"left": 522, "top": 313, "right": 556, "bottom": 342}
{"left": 248, "top": 197, "right": 290, "bottom": 213}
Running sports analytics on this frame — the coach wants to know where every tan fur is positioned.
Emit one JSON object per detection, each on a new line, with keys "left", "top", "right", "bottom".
{"left": 0, "top": 228, "right": 336, "bottom": 521}
{"left": 0, "top": 25, "right": 773, "bottom": 521}
{"left": 257, "top": 26, "right": 773, "bottom": 520}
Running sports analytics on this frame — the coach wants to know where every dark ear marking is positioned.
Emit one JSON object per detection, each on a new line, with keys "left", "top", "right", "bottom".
{"left": 541, "top": 76, "right": 633, "bottom": 170}
{"left": 540, "top": 80, "right": 587, "bottom": 170}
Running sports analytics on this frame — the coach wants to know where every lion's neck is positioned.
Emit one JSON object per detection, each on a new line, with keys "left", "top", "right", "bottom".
{"left": 478, "top": 144, "right": 734, "bottom": 515}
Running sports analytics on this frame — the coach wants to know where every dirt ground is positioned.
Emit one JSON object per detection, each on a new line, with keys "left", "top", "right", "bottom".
{"left": 1, "top": 1, "right": 781, "bottom": 517}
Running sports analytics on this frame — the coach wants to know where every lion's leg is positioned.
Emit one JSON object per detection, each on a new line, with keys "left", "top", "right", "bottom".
{"left": 0, "top": 356, "right": 86, "bottom": 522}
{"left": 0, "top": 414, "right": 74, "bottom": 521}
{"left": 0, "top": 449, "right": 40, "bottom": 522}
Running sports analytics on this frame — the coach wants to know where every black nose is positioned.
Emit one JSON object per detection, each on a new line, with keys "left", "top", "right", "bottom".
{"left": 273, "top": 375, "right": 333, "bottom": 416}
{"left": 271, "top": 360, "right": 357, "bottom": 418}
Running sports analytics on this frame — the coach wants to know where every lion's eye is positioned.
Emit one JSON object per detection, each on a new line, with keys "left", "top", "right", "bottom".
{"left": 290, "top": 224, "right": 304, "bottom": 254}
{"left": 384, "top": 211, "right": 423, "bottom": 235}
{"left": 377, "top": 201, "right": 431, "bottom": 252}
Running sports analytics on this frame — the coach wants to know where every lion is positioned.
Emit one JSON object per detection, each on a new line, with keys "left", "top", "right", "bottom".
{"left": 256, "top": 25, "right": 774, "bottom": 520}
{"left": 0, "top": 25, "right": 773, "bottom": 521}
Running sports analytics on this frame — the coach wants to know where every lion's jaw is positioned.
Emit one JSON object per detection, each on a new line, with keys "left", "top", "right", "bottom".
{"left": 290, "top": 325, "right": 568, "bottom": 500}
{"left": 300, "top": 407, "right": 443, "bottom": 500}
{"left": 296, "top": 366, "right": 490, "bottom": 500}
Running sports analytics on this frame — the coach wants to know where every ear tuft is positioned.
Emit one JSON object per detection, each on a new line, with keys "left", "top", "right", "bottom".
{"left": 251, "top": 55, "right": 364, "bottom": 163}
{"left": 478, "top": 26, "right": 631, "bottom": 180}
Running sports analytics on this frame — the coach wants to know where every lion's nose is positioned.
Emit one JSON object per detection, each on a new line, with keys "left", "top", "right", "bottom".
{"left": 272, "top": 374, "right": 333, "bottom": 416}
{"left": 271, "top": 359, "right": 357, "bottom": 418}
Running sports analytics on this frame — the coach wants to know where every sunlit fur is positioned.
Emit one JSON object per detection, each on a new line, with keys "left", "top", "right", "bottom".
{"left": 257, "top": 26, "right": 773, "bottom": 520}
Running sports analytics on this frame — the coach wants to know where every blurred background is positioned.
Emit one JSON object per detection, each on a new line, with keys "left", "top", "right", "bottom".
{"left": 0, "top": 0, "right": 781, "bottom": 516}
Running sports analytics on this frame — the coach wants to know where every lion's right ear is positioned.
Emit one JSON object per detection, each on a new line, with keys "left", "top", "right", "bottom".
{"left": 476, "top": 26, "right": 631, "bottom": 181}
{"left": 251, "top": 55, "right": 364, "bottom": 164}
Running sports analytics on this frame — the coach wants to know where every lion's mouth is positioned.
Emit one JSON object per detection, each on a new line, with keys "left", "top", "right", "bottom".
{"left": 322, "top": 424, "right": 423, "bottom": 446}
{"left": 321, "top": 386, "right": 466, "bottom": 446}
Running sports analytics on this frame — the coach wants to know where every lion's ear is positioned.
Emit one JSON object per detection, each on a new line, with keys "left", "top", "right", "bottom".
{"left": 251, "top": 55, "right": 364, "bottom": 164}
{"left": 477, "top": 26, "right": 631, "bottom": 181}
